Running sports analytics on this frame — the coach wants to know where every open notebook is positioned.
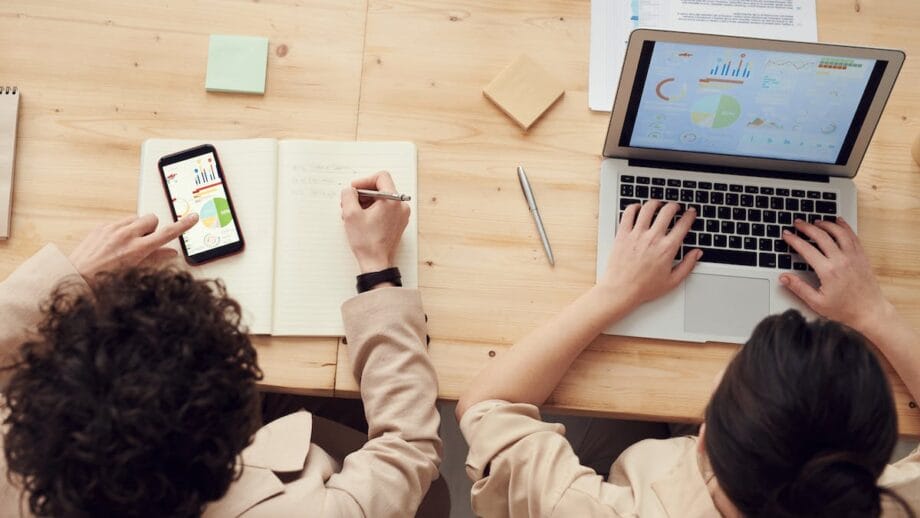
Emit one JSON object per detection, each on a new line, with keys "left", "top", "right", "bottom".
{"left": 138, "top": 139, "right": 418, "bottom": 336}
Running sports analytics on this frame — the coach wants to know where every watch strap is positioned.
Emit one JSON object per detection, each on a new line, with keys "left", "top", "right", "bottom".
{"left": 356, "top": 267, "right": 402, "bottom": 293}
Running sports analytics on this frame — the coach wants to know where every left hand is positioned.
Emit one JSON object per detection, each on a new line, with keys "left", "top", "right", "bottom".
{"left": 598, "top": 201, "right": 702, "bottom": 308}
{"left": 68, "top": 212, "right": 198, "bottom": 281}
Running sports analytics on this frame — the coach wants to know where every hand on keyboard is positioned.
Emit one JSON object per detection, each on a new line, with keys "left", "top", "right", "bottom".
{"left": 779, "top": 217, "right": 891, "bottom": 336}
{"left": 599, "top": 200, "right": 703, "bottom": 308}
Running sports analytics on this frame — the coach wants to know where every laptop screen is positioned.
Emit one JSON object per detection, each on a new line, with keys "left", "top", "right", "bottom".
{"left": 620, "top": 41, "right": 887, "bottom": 165}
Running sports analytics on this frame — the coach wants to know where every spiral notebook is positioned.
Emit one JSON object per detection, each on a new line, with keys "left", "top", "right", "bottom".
{"left": 0, "top": 86, "right": 20, "bottom": 239}
{"left": 138, "top": 139, "right": 418, "bottom": 336}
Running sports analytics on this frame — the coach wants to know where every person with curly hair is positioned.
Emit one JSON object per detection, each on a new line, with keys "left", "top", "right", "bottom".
{"left": 0, "top": 171, "right": 443, "bottom": 518}
{"left": 456, "top": 201, "right": 920, "bottom": 518}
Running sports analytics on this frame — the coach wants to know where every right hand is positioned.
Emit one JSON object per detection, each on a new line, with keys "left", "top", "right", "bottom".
{"left": 597, "top": 201, "right": 702, "bottom": 310}
{"left": 779, "top": 217, "right": 891, "bottom": 335}
{"left": 340, "top": 171, "right": 410, "bottom": 274}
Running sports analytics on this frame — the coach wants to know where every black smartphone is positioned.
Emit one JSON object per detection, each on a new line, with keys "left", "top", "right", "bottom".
{"left": 157, "top": 144, "right": 245, "bottom": 265}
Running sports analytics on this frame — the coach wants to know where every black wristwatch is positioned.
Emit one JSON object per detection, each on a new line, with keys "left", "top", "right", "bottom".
{"left": 356, "top": 267, "right": 402, "bottom": 293}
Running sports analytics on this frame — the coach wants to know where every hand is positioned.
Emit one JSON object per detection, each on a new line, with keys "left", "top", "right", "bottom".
{"left": 779, "top": 217, "right": 892, "bottom": 335}
{"left": 598, "top": 201, "right": 702, "bottom": 309}
{"left": 68, "top": 213, "right": 199, "bottom": 281}
{"left": 340, "top": 171, "right": 410, "bottom": 274}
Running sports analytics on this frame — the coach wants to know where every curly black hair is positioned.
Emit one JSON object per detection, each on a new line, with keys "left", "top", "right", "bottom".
{"left": 2, "top": 267, "right": 263, "bottom": 517}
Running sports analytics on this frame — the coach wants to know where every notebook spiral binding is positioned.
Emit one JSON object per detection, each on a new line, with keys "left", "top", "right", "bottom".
{"left": 1, "top": 86, "right": 17, "bottom": 95}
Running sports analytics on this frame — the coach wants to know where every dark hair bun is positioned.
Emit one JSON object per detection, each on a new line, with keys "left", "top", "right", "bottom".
{"left": 771, "top": 452, "right": 881, "bottom": 518}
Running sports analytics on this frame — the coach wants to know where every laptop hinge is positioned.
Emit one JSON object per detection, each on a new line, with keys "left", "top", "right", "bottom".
{"left": 627, "top": 159, "right": 831, "bottom": 184}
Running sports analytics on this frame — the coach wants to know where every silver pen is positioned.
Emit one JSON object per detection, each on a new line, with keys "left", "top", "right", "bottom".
{"left": 355, "top": 189, "right": 412, "bottom": 202}
{"left": 517, "top": 165, "right": 555, "bottom": 266}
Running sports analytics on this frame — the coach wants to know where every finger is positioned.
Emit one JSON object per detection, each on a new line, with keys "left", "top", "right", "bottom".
{"left": 794, "top": 219, "right": 841, "bottom": 259}
{"left": 373, "top": 171, "right": 397, "bottom": 192}
{"left": 341, "top": 187, "right": 362, "bottom": 218}
{"left": 618, "top": 203, "right": 641, "bottom": 234}
{"left": 814, "top": 219, "right": 855, "bottom": 252}
{"left": 779, "top": 272, "right": 823, "bottom": 310}
{"left": 139, "top": 213, "right": 199, "bottom": 249}
{"left": 670, "top": 248, "right": 702, "bottom": 287}
{"left": 109, "top": 214, "right": 139, "bottom": 229}
{"left": 782, "top": 228, "right": 828, "bottom": 271}
{"left": 126, "top": 213, "right": 160, "bottom": 236}
{"left": 666, "top": 206, "right": 696, "bottom": 244}
{"left": 634, "top": 200, "right": 662, "bottom": 230}
{"left": 650, "top": 202, "right": 680, "bottom": 234}
{"left": 351, "top": 173, "right": 381, "bottom": 190}
{"left": 351, "top": 170, "right": 397, "bottom": 192}
{"left": 835, "top": 216, "right": 862, "bottom": 250}
{"left": 144, "top": 247, "right": 180, "bottom": 264}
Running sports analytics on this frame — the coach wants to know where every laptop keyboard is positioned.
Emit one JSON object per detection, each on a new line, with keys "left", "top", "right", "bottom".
{"left": 618, "top": 174, "right": 839, "bottom": 270}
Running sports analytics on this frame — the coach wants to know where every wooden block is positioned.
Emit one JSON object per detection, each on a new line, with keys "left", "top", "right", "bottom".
{"left": 912, "top": 132, "right": 920, "bottom": 168}
{"left": 483, "top": 55, "right": 564, "bottom": 130}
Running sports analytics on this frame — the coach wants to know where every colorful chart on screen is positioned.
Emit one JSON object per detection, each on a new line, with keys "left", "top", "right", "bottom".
{"left": 199, "top": 197, "right": 233, "bottom": 229}
{"left": 628, "top": 41, "right": 877, "bottom": 163}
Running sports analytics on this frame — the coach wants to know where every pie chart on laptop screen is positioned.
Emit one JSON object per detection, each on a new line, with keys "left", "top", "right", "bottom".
{"left": 691, "top": 94, "right": 741, "bottom": 129}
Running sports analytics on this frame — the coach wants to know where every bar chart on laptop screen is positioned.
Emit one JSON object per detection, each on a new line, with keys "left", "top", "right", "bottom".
{"left": 629, "top": 42, "right": 876, "bottom": 163}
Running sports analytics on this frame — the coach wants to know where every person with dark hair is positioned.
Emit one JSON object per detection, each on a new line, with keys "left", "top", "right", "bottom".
{"left": 0, "top": 171, "right": 443, "bottom": 517}
{"left": 456, "top": 200, "right": 920, "bottom": 517}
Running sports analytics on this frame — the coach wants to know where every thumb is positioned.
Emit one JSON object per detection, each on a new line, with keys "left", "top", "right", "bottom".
{"left": 669, "top": 248, "right": 702, "bottom": 287}
{"left": 779, "top": 273, "right": 823, "bottom": 310}
{"left": 341, "top": 187, "right": 362, "bottom": 219}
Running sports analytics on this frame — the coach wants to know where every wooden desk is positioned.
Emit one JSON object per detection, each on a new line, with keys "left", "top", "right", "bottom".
{"left": 2, "top": 1, "right": 919, "bottom": 434}
{"left": 336, "top": 0, "right": 920, "bottom": 436}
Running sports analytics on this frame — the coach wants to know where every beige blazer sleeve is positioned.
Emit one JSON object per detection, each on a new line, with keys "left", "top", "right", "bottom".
{"left": 460, "top": 400, "right": 620, "bottom": 518}
{"left": 0, "top": 244, "right": 83, "bottom": 387}
{"left": 323, "top": 287, "right": 442, "bottom": 518}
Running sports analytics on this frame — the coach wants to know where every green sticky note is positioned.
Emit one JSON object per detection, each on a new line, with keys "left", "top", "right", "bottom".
{"left": 206, "top": 35, "right": 269, "bottom": 95}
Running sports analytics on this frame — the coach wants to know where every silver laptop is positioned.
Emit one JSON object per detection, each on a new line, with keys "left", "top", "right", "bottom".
{"left": 596, "top": 30, "right": 903, "bottom": 344}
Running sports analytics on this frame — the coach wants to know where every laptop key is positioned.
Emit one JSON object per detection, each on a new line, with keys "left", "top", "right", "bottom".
{"left": 718, "top": 206, "right": 732, "bottom": 219}
{"left": 652, "top": 177, "right": 666, "bottom": 186}
{"left": 770, "top": 197, "right": 784, "bottom": 210}
{"left": 732, "top": 208, "right": 747, "bottom": 220}
{"left": 745, "top": 186, "right": 759, "bottom": 194}
{"left": 621, "top": 175, "right": 635, "bottom": 183}
{"left": 748, "top": 209, "right": 762, "bottom": 222}
{"left": 692, "top": 219, "right": 704, "bottom": 231}
{"left": 756, "top": 196, "right": 769, "bottom": 208}
{"left": 743, "top": 237, "right": 757, "bottom": 250}
{"left": 621, "top": 184, "right": 634, "bottom": 197}
{"left": 714, "top": 235, "right": 728, "bottom": 247}
{"left": 774, "top": 240, "right": 789, "bottom": 253}
{"left": 793, "top": 262, "right": 807, "bottom": 271}
{"left": 778, "top": 254, "right": 792, "bottom": 269}
{"left": 619, "top": 198, "right": 640, "bottom": 210}
{"left": 776, "top": 188, "right": 790, "bottom": 196}
{"left": 729, "top": 184, "right": 744, "bottom": 193}
{"left": 682, "top": 180, "right": 697, "bottom": 188}
{"left": 759, "top": 253, "right": 777, "bottom": 268}
{"left": 763, "top": 210, "right": 777, "bottom": 223}
{"left": 680, "top": 189, "right": 694, "bottom": 202}
{"left": 822, "top": 192, "right": 836, "bottom": 200}
{"left": 714, "top": 183, "right": 728, "bottom": 191}
{"left": 778, "top": 212, "right": 792, "bottom": 225}
{"left": 759, "top": 238, "right": 772, "bottom": 251}
{"left": 729, "top": 236, "right": 742, "bottom": 249}
{"left": 684, "top": 232, "right": 697, "bottom": 245}
{"left": 637, "top": 176, "right": 650, "bottom": 184}
{"left": 785, "top": 198, "right": 799, "bottom": 211}
{"left": 650, "top": 186, "right": 664, "bottom": 199}
{"left": 666, "top": 188, "right": 679, "bottom": 200}
{"left": 807, "top": 190, "right": 821, "bottom": 199}
{"left": 688, "top": 247, "right": 757, "bottom": 267}
{"left": 721, "top": 221, "right": 735, "bottom": 234}
{"left": 800, "top": 199, "right": 814, "bottom": 212}
{"left": 699, "top": 233, "right": 713, "bottom": 247}
{"left": 792, "top": 189, "right": 806, "bottom": 198}
{"left": 710, "top": 192, "right": 724, "bottom": 205}
{"left": 726, "top": 193, "right": 740, "bottom": 206}
{"left": 636, "top": 186, "right": 649, "bottom": 198}
{"left": 695, "top": 191, "right": 709, "bottom": 203}
{"left": 736, "top": 222, "right": 750, "bottom": 235}
{"left": 667, "top": 178, "right": 681, "bottom": 187}
{"left": 767, "top": 225, "right": 781, "bottom": 238}
{"left": 760, "top": 187, "right": 774, "bottom": 195}
{"left": 752, "top": 224, "right": 766, "bottom": 236}
{"left": 815, "top": 201, "right": 837, "bottom": 214}
{"left": 698, "top": 181, "right": 713, "bottom": 190}
{"left": 740, "top": 195, "right": 754, "bottom": 207}
{"left": 703, "top": 205, "right": 717, "bottom": 219}
{"left": 706, "top": 220, "right": 719, "bottom": 233}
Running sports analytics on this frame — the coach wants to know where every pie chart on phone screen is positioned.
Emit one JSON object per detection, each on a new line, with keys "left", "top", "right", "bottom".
{"left": 200, "top": 198, "right": 232, "bottom": 229}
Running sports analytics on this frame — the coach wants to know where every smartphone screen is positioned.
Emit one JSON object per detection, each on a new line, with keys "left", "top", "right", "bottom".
{"left": 158, "top": 145, "right": 244, "bottom": 264}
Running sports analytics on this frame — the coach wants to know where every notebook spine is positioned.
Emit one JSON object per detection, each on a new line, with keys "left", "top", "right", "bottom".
{"left": 1, "top": 86, "right": 18, "bottom": 95}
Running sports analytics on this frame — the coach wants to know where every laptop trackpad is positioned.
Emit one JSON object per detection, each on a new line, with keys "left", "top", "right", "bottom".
{"left": 684, "top": 274, "right": 770, "bottom": 338}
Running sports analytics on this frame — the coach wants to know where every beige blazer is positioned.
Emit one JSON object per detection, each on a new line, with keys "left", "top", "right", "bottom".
{"left": 0, "top": 245, "right": 442, "bottom": 518}
{"left": 461, "top": 400, "right": 920, "bottom": 518}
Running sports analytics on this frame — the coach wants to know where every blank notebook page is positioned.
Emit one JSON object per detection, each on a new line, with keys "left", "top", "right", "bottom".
{"left": 138, "top": 139, "right": 278, "bottom": 334}
{"left": 273, "top": 140, "right": 418, "bottom": 336}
